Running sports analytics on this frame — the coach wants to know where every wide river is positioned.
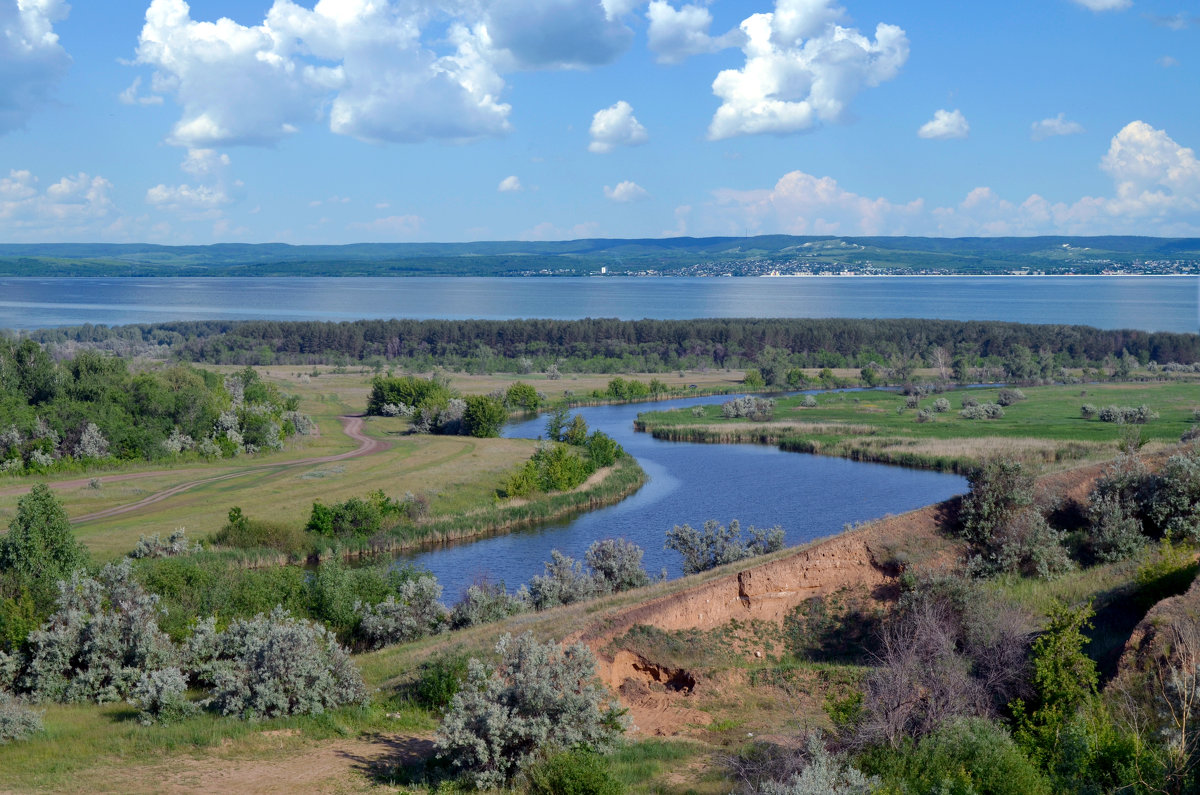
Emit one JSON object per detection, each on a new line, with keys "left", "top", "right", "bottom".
{"left": 4, "top": 274, "right": 1190, "bottom": 597}
{"left": 399, "top": 393, "right": 967, "bottom": 599}
{"left": 0, "top": 275, "right": 1196, "bottom": 333}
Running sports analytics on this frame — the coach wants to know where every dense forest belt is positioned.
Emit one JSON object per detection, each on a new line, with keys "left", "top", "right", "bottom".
{"left": 25, "top": 316, "right": 1200, "bottom": 367}
{"left": 0, "top": 416, "right": 387, "bottom": 522}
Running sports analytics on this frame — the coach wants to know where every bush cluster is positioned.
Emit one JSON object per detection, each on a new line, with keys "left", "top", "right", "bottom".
{"left": 960, "top": 403, "right": 1005, "bottom": 420}
{"left": 1094, "top": 404, "right": 1159, "bottom": 424}
{"left": 356, "top": 575, "right": 446, "bottom": 649}
{"left": 996, "top": 388, "right": 1027, "bottom": 406}
{"left": 199, "top": 607, "right": 367, "bottom": 720}
{"left": 722, "top": 396, "right": 776, "bottom": 421}
{"left": 0, "top": 351, "right": 307, "bottom": 472}
{"left": 664, "top": 518, "right": 785, "bottom": 575}
{"left": 957, "top": 459, "right": 1069, "bottom": 578}
{"left": 1081, "top": 449, "right": 1200, "bottom": 553}
{"left": 19, "top": 561, "right": 178, "bottom": 704}
{"left": 449, "top": 581, "right": 528, "bottom": 630}
{"left": 367, "top": 374, "right": 507, "bottom": 437}
{"left": 528, "top": 539, "right": 652, "bottom": 610}
{"left": 435, "top": 633, "right": 625, "bottom": 788}
{"left": 502, "top": 413, "right": 624, "bottom": 498}
{"left": 0, "top": 693, "right": 43, "bottom": 745}
{"left": 130, "top": 529, "right": 199, "bottom": 559}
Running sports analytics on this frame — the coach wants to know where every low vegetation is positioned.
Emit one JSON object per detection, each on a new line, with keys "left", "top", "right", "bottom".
{"left": 638, "top": 382, "right": 1200, "bottom": 471}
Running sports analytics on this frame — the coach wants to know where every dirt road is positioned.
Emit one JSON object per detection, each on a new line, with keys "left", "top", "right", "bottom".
{"left": 0, "top": 415, "right": 390, "bottom": 524}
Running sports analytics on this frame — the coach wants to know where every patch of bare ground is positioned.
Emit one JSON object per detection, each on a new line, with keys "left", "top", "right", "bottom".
{"left": 90, "top": 733, "right": 434, "bottom": 795}
{"left": 577, "top": 455, "right": 1162, "bottom": 738}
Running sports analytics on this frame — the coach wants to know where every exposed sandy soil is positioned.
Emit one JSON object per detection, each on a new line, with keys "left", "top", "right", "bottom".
{"left": 576, "top": 454, "right": 1144, "bottom": 737}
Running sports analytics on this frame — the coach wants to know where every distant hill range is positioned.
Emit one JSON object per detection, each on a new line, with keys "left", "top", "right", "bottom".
{"left": 1, "top": 236, "right": 1197, "bottom": 276}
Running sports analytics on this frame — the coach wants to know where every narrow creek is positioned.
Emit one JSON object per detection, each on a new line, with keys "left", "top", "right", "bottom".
{"left": 398, "top": 394, "right": 968, "bottom": 599}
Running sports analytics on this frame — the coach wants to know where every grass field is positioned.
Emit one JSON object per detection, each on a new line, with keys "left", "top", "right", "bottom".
{"left": 0, "top": 365, "right": 674, "bottom": 562}
{"left": 636, "top": 382, "right": 1200, "bottom": 471}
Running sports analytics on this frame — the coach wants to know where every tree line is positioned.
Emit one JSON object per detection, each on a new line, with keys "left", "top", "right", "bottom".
{"left": 0, "top": 340, "right": 311, "bottom": 472}
{"left": 18, "top": 317, "right": 1200, "bottom": 372}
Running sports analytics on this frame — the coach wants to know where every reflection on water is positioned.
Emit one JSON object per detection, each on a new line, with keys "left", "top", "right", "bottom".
{"left": 1, "top": 276, "right": 1195, "bottom": 333}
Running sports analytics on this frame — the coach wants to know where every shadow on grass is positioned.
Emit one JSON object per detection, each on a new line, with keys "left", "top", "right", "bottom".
{"left": 335, "top": 733, "right": 444, "bottom": 787}
{"left": 1088, "top": 561, "right": 1200, "bottom": 684}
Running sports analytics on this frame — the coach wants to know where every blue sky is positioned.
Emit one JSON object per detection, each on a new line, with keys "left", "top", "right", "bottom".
{"left": 0, "top": 0, "right": 1197, "bottom": 243}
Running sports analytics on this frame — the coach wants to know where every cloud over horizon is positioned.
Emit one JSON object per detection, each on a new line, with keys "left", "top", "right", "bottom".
{"left": 700, "top": 121, "right": 1200, "bottom": 237}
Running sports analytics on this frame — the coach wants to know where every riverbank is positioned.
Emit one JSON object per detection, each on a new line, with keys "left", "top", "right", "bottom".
{"left": 634, "top": 382, "right": 1199, "bottom": 472}
{"left": 215, "top": 455, "right": 647, "bottom": 567}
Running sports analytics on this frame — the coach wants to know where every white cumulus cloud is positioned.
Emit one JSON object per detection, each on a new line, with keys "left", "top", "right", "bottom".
{"left": 708, "top": 170, "right": 922, "bottom": 235}
{"left": 707, "top": 0, "right": 908, "bottom": 140}
{"left": 0, "top": 0, "right": 71, "bottom": 134}
{"left": 135, "top": 0, "right": 511, "bottom": 148}
{"left": 1101, "top": 120, "right": 1200, "bottom": 208}
{"left": 604, "top": 180, "right": 649, "bottom": 202}
{"left": 498, "top": 175, "right": 522, "bottom": 192}
{"left": 146, "top": 147, "right": 241, "bottom": 218}
{"left": 1031, "top": 113, "right": 1085, "bottom": 140}
{"left": 646, "top": 1, "right": 742, "bottom": 64}
{"left": 918, "top": 108, "right": 969, "bottom": 140}
{"left": 118, "top": 76, "right": 164, "bottom": 106}
{"left": 589, "top": 100, "right": 648, "bottom": 153}
{"left": 484, "top": 0, "right": 634, "bottom": 70}
{"left": 0, "top": 169, "right": 120, "bottom": 240}
{"left": 522, "top": 220, "right": 600, "bottom": 240}
{"left": 1070, "top": 0, "right": 1130, "bottom": 11}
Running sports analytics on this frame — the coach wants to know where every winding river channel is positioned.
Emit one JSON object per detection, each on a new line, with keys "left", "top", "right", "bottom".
{"left": 399, "top": 394, "right": 968, "bottom": 599}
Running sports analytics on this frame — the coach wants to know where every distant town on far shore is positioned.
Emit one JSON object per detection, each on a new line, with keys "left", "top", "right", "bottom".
{"left": 1, "top": 235, "right": 1197, "bottom": 278}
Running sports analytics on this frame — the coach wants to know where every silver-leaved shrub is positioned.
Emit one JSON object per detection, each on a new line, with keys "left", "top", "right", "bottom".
{"left": 0, "top": 693, "right": 43, "bottom": 745}
{"left": 129, "top": 666, "right": 196, "bottom": 726}
{"left": 449, "top": 582, "right": 528, "bottom": 630}
{"left": 206, "top": 607, "right": 367, "bottom": 720}
{"left": 355, "top": 575, "right": 447, "bottom": 650}
{"left": 130, "top": 528, "right": 199, "bottom": 559}
{"left": 435, "top": 632, "right": 626, "bottom": 789}
{"left": 22, "top": 560, "right": 178, "bottom": 703}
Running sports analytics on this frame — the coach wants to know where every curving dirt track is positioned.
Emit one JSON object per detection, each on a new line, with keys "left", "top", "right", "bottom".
{"left": 0, "top": 416, "right": 390, "bottom": 524}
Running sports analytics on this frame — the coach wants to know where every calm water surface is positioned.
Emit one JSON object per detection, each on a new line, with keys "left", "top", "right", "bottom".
{"left": 399, "top": 394, "right": 967, "bottom": 599}
{"left": 0, "top": 276, "right": 1195, "bottom": 333}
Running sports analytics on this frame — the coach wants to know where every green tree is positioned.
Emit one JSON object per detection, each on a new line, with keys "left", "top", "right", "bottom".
{"left": 1011, "top": 601, "right": 1098, "bottom": 772}
{"left": 564, "top": 414, "right": 589, "bottom": 446}
{"left": 0, "top": 484, "right": 88, "bottom": 599}
{"left": 504, "top": 382, "right": 541, "bottom": 412}
{"left": 545, "top": 405, "right": 570, "bottom": 442}
{"left": 462, "top": 394, "right": 508, "bottom": 438}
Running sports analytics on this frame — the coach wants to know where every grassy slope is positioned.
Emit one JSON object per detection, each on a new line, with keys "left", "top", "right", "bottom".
{"left": 0, "top": 542, "right": 815, "bottom": 793}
